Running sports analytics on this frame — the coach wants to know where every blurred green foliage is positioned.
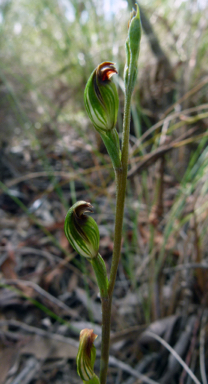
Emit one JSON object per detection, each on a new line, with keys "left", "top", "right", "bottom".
{"left": 0, "top": 0, "right": 207, "bottom": 144}
{"left": 1, "top": 0, "right": 208, "bottom": 323}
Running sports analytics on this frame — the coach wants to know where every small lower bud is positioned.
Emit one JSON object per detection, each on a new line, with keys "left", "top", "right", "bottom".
{"left": 76, "top": 329, "right": 98, "bottom": 381}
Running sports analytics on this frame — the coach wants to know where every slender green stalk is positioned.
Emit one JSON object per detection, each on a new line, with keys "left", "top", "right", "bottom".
{"left": 109, "top": 89, "right": 133, "bottom": 295}
{"left": 99, "top": 297, "right": 112, "bottom": 384}
{"left": 99, "top": 72, "right": 134, "bottom": 384}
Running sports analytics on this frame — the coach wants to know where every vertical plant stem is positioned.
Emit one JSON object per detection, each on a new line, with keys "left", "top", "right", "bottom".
{"left": 109, "top": 89, "right": 132, "bottom": 296}
{"left": 99, "top": 85, "right": 133, "bottom": 384}
{"left": 99, "top": 297, "right": 112, "bottom": 384}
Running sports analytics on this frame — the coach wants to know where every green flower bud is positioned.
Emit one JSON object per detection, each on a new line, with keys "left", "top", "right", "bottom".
{"left": 124, "top": 5, "right": 142, "bottom": 90}
{"left": 64, "top": 201, "right": 100, "bottom": 259}
{"left": 128, "top": 5, "right": 142, "bottom": 65}
{"left": 76, "top": 329, "right": 98, "bottom": 382}
{"left": 84, "top": 62, "right": 119, "bottom": 133}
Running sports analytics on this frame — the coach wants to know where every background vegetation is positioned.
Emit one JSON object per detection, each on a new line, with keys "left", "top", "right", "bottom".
{"left": 0, "top": 0, "right": 208, "bottom": 383}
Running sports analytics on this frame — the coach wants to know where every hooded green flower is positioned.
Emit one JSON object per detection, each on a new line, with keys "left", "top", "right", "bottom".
{"left": 64, "top": 201, "right": 100, "bottom": 259}
{"left": 84, "top": 62, "right": 119, "bottom": 133}
{"left": 76, "top": 328, "right": 98, "bottom": 382}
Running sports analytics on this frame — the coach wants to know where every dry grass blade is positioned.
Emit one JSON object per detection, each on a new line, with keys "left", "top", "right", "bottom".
{"left": 145, "top": 332, "right": 201, "bottom": 384}
{"left": 130, "top": 103, "right": 208, "bottom": 154}
{"left": 107, "top": 355, "right": 160, "bottom": 384}
{"left": 9, "top": 357, "right": 40, "bottom": 384}
{"left": 162, "top": 77, "right": 208, "bottom": 118}
{"left": 128, "top": 126, "right": 200, "bottom": 177}
{"left": 0, "top": 319, "right": 79, "bottom": 347}
{"left": 0, "top": 279, "right": 78, "bottom": 318}
{"left": 199, "top": 311, "right": 208, "bottom": 384}
{"left": 164, "top": 263, "right": 208, "bottom": 274}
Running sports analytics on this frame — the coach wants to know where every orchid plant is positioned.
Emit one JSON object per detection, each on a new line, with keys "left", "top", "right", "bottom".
{"left": 64, "top": 6, "right": 142, "bottom": 384}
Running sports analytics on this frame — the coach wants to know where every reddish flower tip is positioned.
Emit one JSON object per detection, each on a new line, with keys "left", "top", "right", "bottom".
{"left": 80, "top": 329, "right": 98, "bottom": 358}
{"left": 97, "top": 62, "right": 117, "bottom": 83}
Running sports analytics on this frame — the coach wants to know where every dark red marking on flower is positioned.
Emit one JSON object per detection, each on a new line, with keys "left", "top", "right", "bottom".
{"left": 73, "top": 202, "right": 93, "bottom": 242}
{"left": 75, "top": 202, "right": 93, "bottom": 220}
{"left": 101, "top": 68, "right": 116, "bottom": 81}
{"left": 97, "top": 62, "right": 117, "bottom": 84}
{"left": 80, "top": 329, "right": 97, "bottom": 358}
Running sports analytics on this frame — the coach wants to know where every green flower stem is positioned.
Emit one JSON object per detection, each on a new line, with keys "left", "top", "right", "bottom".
{"left": 99, "top": 70, "right": 134, "bottom": 384}
{"left": 108, "top": 86, "right": 133, "bottom": 295}
{"left": 99, "top": 297, "right": 112, "bottom": 384}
